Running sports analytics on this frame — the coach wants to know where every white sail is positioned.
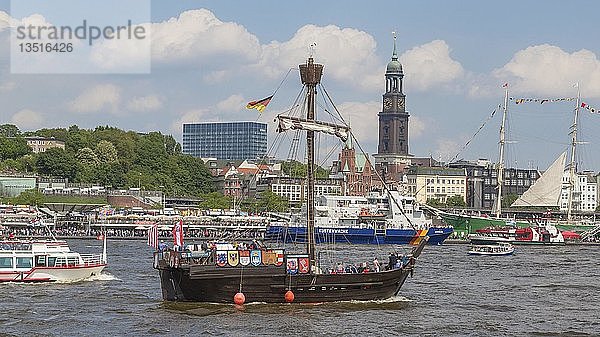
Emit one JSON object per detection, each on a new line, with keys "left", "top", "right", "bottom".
{"left": 511, "top": 151, "right": 566, "bottom": 207}
{"left": 276, "top": 115, "right": 350, "bottom": 142}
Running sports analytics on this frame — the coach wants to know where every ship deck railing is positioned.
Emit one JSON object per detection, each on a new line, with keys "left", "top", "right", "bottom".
{"left": 154, "top": 250, "right": 214, "bottom": 268}
{"left": 79, "top": 253, "right": 105, "bottom": 266}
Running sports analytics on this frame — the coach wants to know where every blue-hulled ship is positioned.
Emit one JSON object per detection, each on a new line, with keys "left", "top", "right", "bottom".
{"left": 266, "top": 191, "right": 453, "bottom": 245}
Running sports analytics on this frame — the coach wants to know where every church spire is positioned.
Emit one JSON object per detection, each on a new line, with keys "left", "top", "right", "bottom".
{"left": 392, "top": 31, "right": 398, "bottom": 61}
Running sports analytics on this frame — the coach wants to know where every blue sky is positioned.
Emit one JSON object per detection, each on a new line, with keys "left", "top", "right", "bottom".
{"left": 1, "top": 0, "right": 600, "bottom": 171}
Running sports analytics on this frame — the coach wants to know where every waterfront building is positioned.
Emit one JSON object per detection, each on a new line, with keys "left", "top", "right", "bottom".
{"left": 449, "top": 159, "right": 540, "bottom": 210}
{"left": 259, "top": 176, "right": 342, "bottom": 204}
{"left": 182, "top": 121, "right": 267, "bottom": 160}
{"left": 561, "top": 171, "right": 597, "bottom": 213}
{"left": 0, "top": 175, "right": 37, "bottom": 197}
{"left": 24, "top": 136, "right": 65, "bottom": 153}
{"left": 405, "top": 166, "right": 467, "bottom": 205}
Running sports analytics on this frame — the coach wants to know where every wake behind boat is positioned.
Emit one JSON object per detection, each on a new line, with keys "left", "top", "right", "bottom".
{"left": 154, "top": 55, "right": 430, "bottom": 304}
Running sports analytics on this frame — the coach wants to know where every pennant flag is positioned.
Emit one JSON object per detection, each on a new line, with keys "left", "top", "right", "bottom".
{"left": 172, "top": 220, "right": 184, "bottom": 247}
{"left": 147, "top": 223, "right": 158, "bottom": 249}
{"left": 510, "top": 97, "right": 575, "bottom": 105}
{"left": 246, "top": 95, "right": 273, "bottom": 112}
{"left": 581, "top": 102, "right": 598, "bottom": 114}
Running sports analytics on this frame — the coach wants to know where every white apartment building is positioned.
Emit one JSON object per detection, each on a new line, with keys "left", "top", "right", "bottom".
{"left": 560, "top": 172, "right": 597, "bottom": 212}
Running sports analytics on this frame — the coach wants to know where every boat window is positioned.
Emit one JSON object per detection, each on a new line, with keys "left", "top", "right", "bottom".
{"left": 47, "top": 257, "right": 57, "bottom": 267}
{"left": 16, "top": 257, "right": 33, "bottom": 268}
{"left": 67, "top": 257, "right": 79, "bottom": 266}
{"left": 35, "top": 255, "right": 47, "bottom": 267}
{"left": 55, "top": 257, "right": 66, "bottom": 267}
{"left": 0, "top": 256, "right": 13, "bottom": 269}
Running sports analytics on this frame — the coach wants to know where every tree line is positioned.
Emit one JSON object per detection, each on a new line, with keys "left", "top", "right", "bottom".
{"left": 0, "top": 124, "right": 215, "bottom": 198}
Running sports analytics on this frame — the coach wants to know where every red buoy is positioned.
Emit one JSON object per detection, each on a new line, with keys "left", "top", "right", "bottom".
{"left": 284, "top": 290, "right": 295, "bottom": 303}
{"left": 234, "top": 292, "right": 245, "bottom": 305}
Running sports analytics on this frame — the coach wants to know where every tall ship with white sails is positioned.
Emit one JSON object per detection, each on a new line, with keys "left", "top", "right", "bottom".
{"left": 439, "top": 83, "right": 597, "bottom": 238}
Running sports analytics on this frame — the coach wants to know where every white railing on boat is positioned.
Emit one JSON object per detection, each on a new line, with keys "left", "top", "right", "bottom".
{"left": 79, "top": 254, "right": 105, "bottom": 265}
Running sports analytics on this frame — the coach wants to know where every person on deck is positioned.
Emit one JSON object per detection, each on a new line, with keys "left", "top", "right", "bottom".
{"left": 373, "top": 257, "right": 381, "bottom": 272}
{"left": 158, "top": 241, "right": 168, "bottom": 252}
{"left": 388, "top": 252, "right": 398, "bottom": 270}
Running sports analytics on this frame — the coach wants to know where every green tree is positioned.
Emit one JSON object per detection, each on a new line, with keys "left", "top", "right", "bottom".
{"left": 426, "top": 198, "right": 444, "bottom": 207}
{"left": 282, "top": 160, "right": 329, "bottom": 178}
{"left": 35, "top": 147, "right": 78, "bottom": 181}
{"left": 95, "top": 162, "right": 127, "bottom": 188}
{"left": 0, "top": 136, "right": 32, "bottom": 160}
{"left": 257, "top": 190, "right": 289, "bottom": 212}
{"left": 199, "top": 192, "right": 232, "bottom": 210}
{"left": 502, "top": 193, "right": 519, "bottom": 209}
{"left": 164, "top": 134, "right": 180, "bottom": 155}
{"left": 446, "top": 195, "right": 466, "bottom": 207}
{"left": 77, "top": 147, "right": 99, "bottom": 166}
{"left": 0, "top": 124, "right": 21, "bottom": 137}
{"left": 10, "top": 189, "right": 45, "bottom": 206}
{"left": 95, "top": 140, "right": 118, "bottom": 164}
{"left": 282, "top": 160, "right": 307, "bottom": 177}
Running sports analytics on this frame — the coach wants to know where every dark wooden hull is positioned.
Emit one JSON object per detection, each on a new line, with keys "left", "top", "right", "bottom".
{"left": 157, "top": 263, "right": 413, "bottom": 303}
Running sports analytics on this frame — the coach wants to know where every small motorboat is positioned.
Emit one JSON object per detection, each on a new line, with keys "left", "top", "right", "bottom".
{"left": 468, "top": 242, "right": 514, "bottom": 256}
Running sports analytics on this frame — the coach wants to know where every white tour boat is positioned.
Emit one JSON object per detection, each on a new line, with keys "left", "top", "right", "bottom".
{"left": 0, "top": 236, "right": 107, "bottom": 282}
{"left": 468, "top": 242, "right": 514, "bottom": 256}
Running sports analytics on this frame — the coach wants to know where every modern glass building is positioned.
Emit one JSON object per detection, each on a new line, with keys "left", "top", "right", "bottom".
{"left": 182, "top": 122, "right": 267, "bottom": 160}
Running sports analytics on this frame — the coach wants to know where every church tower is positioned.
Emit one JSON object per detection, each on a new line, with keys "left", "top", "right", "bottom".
{"left": 373, "top": 34, "right": 412, "bottom": 186}
{"left": 377, "top": 34, "right": 409, "bottom": 155}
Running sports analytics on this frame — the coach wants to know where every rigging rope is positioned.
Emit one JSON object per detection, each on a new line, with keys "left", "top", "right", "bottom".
{"left": 254, "top": 67, "right": 294, "bottom": 123}
{"left": 447, "top": 105, "right": 500, "bottom": 164}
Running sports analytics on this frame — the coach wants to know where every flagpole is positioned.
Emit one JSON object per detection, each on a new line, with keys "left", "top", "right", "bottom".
{"left": 494, "top": 83, "right": 509, "bottom": 218}
{"left": 567, "top": 83, "right": 580, "bottom": 222}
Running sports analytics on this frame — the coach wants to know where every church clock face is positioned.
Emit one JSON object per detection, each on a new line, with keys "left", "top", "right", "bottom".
{"left": 383, "top": 97, "right": 392, "bottom": 110}
{"left": 397, "top": 97, "right": 405, "bottom": 109}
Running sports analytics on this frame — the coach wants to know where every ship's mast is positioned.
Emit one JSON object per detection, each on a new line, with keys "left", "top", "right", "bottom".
{"left": 567, "top": 84, "right": 581, "bottom": 221}
{"left": 299, "top": 57, "right": 323, "bottom": 270}
{"left": 494, "top": 85, "right": 509, "bottom": 218}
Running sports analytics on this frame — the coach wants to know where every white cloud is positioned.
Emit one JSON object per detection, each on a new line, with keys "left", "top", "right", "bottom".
{"left": 127, "top": 95, "right": 163, "bottom": 112}
{"left": 0, "top": 11, "right": 10, "bottom": 31}
{"left": 85, "top": 10, "right": 407, "bottom": 92}
{"left": 216, "top": 94, "right": 245, "bottom": 112}
{"left": 493, "top": 44, "right": 600, "bottom": 97}
{"left": 0, "top": 81, "right": 16, "bottom": 92}
{"left": 11, "top": 109, "right": 44, "bottom": 130}
{"left": 400, "top": 40, "right": 465, "bottom": 91}
{"left": 89, "top": 23, "right": 151, "bottom": 73}
{"left": 170, "top": 108, "right": 214, "bottom": 135}
{"left": 433, "top": 138, "right": 462, "bottom": 163}
{"left": 260, "top": 24, "right": 381, "bottom": 90}
{"left": 152, "top": 9, "right": 260, "bottom": 65}
{"left": 409, "top": 115, "right": 426, "bottom": 139}
{"left": 68, "top": 84, "right": 121, "bottom": 113}
{"left": 336, "top": 101, "right": 379, "bottom": 152}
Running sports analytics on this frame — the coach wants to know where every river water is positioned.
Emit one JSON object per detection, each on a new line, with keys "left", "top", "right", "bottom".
{"left": 1, "top": 239, "right": 598, "bottom": 337}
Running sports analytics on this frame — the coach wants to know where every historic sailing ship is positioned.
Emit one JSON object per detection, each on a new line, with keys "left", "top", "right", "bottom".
{"left": 439, "top": 84, "right": 594, "bottom": 236}
{"left": 153, "top": 57, "right": 429, "bottom": 303}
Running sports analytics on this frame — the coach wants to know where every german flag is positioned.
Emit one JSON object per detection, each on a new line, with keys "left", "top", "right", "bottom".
{"left": 246, "top": 95, "right": 273, "bottom": 112}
